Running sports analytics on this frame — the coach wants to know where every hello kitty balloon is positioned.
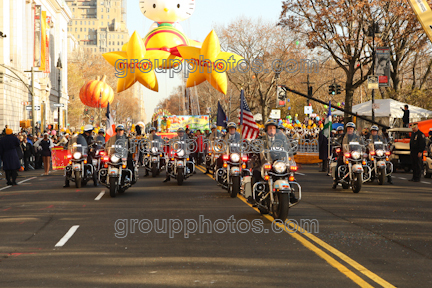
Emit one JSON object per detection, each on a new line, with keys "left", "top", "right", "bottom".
{"left": 139, "top": 0, "right": 196, "bottom": 33}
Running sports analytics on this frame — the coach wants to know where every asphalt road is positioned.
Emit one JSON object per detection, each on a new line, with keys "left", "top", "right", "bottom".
{"left": 0, "top": 165, "right": 431, "bottom": 287}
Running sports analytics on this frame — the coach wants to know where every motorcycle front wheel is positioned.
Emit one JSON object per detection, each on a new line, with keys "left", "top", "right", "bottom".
{"left": 75, "top": 171, "right": 81, "bottom": 188}
{"left": 152, "top": 163, "right": 158, "bottom": 178}
{"left": 378, "top": 168, "right": 385, "bottom": 185}
{"left": 230, "top": 176, "right": 240, "bottom": 198}
{"left": 177, "top": 168, "right": 184, "bottom": 186}
{"left": 272, "top": 193, "right": 289, "bottom": 221}
{"left": 109, "top": 177, "right": 118, "bottom": 198}
{"left": 352, "top": 173, "right": 362, "bottom": 193}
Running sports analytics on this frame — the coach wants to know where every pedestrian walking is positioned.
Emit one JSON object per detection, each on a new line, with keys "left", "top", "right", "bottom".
{"left": 409, "top": 124, "right": 426, "bottom": 182}
{"left": 0, "top": 128, "right": 21, "bottom": 185}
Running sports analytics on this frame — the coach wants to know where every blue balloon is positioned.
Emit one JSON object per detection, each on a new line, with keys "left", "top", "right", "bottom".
{"left": 288, "top": 107, "right": 291, "bottom": 110}
{"left": 316, "top": 116, "right": 320, "bottom": 121}
{"left": 287, "top": 99, "right": 290, "bottom": 103}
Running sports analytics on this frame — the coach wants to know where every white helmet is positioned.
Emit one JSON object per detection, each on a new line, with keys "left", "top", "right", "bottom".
{"left": 84, "top": 124, "right": 94, "bottom": 132}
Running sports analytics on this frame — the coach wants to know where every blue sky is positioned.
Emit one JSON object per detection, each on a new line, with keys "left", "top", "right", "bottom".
{"left": 126, "top": 0, "right": 284, "bottom": 122}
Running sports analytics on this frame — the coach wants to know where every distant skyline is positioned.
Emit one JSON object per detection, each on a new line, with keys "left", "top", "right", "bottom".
{"left": 125, "top": 0, "right": 284, "bottom": 123}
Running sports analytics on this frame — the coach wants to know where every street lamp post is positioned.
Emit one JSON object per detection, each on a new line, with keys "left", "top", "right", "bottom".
{"left": 56, "top": 57, "right": 62, "bottom": 135}
{"left": 368, "top": 22, "right": 380, "bottom": 122}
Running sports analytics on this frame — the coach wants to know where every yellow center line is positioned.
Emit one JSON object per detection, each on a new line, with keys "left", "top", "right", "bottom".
{"left": 196, "top": 165, "right": 395, "bottom": 288}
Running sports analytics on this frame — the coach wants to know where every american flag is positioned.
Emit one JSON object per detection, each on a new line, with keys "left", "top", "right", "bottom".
{"left": 239, "top": 89, "right": 259, "bottom": 139}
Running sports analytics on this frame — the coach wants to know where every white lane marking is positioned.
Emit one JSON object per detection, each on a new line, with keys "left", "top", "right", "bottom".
{"left": 399, "top": 177, "right": 407, "bottom": 180}
{"left": 18, "top": 177, "right": 37, "bottom": 184}
{"left": 0, "top": 186, "right": 11, "bottom": 191}
{"left": 55, "top": 225, "right": 80, "bottom": 247}
{"left": 95, "top": 191, "right": 105, "bottom": 201}
{"left": 296, "top": 172, "right": 306, "bottom": 176}
{"left": 421, "top": 181, "right": 431, "bottom": 185}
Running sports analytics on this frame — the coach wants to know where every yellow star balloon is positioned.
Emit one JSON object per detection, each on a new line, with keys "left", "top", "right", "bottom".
{"left": 102, "top": 31, "right": 163, "bottom": 93}
{"left": 178, "top": 30, "right": 243, "bottom": 95}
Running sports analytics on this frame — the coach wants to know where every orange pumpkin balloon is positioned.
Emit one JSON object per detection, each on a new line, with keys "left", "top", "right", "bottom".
{"left": 79, "top": 75, "right": 114, "bottom": 108}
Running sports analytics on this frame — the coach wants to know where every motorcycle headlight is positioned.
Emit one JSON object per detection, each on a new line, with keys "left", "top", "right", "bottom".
{"left": 230, "top": 153, "right": 240, "bottom": 162}
{"left": 177, "top": 149, "right": 185, "bottom": 157}
{"left": 273, "top": 161, "right": 287, "bottom": 173}
{"left": 111, "top": 155, "right": 120, "bottom": 163}
{"left": 151, "top": 147, "right": 158, "bottom": 154}
{"left": 351, "top": 151, "right": 361, "bottom": 160}
{"left": 73, "top": 152, "right": 81, "bottom": 160}
{"left": 376, "top": 150, "right": 384, "bottom": 157}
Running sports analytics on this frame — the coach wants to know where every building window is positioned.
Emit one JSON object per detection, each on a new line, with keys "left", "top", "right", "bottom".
{"left": 75, "top": 21, "right": 77, "bottom": 25}
{"left": 93, "top": 21, "right": 95, "bottom": 25}
{"left": 75, "top": 28, "right": 77, "bottom": 32}
{"left": 84, "top": 28, "right": 86, "bottom": 32}
{"left": 73, "top": 8, "right": 75, "bottom": 12}
{"left": 80, "top": 28, "right": 82, "bottom": 32}
{"left": 122, "top": 35, "right": 124, "bottom": 39}
{"left": 117, "top": 41, "right": 119, "bottom": 45}
{"left": 107, "top": 8, "right": 109, "bottom": 12}
{"left": 101, "top": 8, "right": 103, "bottom": 12}
{"left": 108, "top": 15, "right": 110, "bottom": 19}
{"left": 80, "top": 21, "right": 82, "bottom": 25}
{"left": 101, "top": 22, "right": 103, "bottom": 25}
{"left": 101, "top": 15, "right": 103, "bottom": 19}
{"left": 78, "top": 35, "right": 80, "bottom": 39}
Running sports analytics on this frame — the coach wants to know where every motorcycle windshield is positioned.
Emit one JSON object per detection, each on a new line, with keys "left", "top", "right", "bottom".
{"left": 172, "top": 140, "right": 188, "bottom": 157}
{"left": 69, "top": 144, "right": 88, "bottom": 157}
{"left": 106, "top": 145, "right": 127, "bottom": 159}
{"left": 228, "top": 142, "right": 241, "bottom": 154}
{"left": 348, "top": 142, "right": 363, "bottom": 159}
{"left": 266, "top": 133, "right": 294, "bottom": 163}
{"left": 150, "top": 140, "right": 161, "bottom": 154}
{"left": 374, "top": 142, "right": 385, "bottom": 151}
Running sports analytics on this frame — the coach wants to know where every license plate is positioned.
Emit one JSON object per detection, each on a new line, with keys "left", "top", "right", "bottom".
{"left": 152, "top": 157, "right": 158, "bottom": 162}
{"left": 73, "top": 164, "right": 81, "bottom": 170}
{"left": 109, "top": 168, "right": 119, "bottom": 175}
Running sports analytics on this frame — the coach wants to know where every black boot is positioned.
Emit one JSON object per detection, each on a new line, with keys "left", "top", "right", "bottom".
{"left": 387, "top": 175, "right": 393, "bottom": 184}
{"left": 163, "top": 176, "right": 170, "bottom": 183}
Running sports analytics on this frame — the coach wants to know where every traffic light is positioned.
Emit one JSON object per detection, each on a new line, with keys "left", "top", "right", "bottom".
{"left": 336, "top": 84, "right": 342, "bottom": 95}
{"left": 328, "top": 84, "right": 335, "bottom": 95}
{"left": 277, "top": 85, "right": 287, "bottom": 108}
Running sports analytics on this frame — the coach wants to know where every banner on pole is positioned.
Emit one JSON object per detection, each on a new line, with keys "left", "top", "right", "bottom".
{"left": 40, "top": 11, "right": 47, "bottom": 72}
{"left": 34, "top": 5, "right": 41, "bottom": 67}
{"left": 376, "top": 47, "right": 390, "bottom": 87}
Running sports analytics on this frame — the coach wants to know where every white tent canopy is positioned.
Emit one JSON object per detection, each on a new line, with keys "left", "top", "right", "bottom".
{"left": 332, "top": 99, "right": 432, "bottom": 121}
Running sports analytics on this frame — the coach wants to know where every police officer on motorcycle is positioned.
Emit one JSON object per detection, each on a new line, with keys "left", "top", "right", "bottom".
{"left": 144, "top": 127, "right": 163, "bottom": 177}
{"left": 332, "top": 122, "right": 362, "bottom": 188}
{"left": 96, "top": 128, "right": 105, "bottom": 145}
{"left": 163, "top": 128, "right": 188, "bottom": 182}
{"left": 106, "top": 124, "right": 135, "bottom": 184}
{"left": 224, "top": 122, "right": 241, "bottom": 143}
{"left": 252, "top": 119, "right": 289, "bottom": 185}
{"left": 369, "top": 125, "right": 393, "bottom": 184}
{"left": 251, "top": 119, "right": 297, "bottom": 203}
{"left": 342, "top": 122, "right": 363, "bottom": 152}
